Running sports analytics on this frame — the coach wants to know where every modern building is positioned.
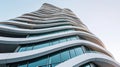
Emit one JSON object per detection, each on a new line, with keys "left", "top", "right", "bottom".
{"left": 0, "top": 3, "right": 120, "bottom": 67}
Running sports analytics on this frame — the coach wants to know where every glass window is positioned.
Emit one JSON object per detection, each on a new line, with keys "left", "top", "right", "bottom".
{"left": 50, "top": 63, "right": 59, "bottom": 67}
{"left": 76, "top": 36, "right": 80, "bottom": 39}
{"left": 70, "top": 36, "right": 78, "bottom": 40}
{"left": 26, "top": 46, "right": 33, "bottom": 51}
{"left": 18, "top": 63, "right": 27, "bottom": 67}
{"left": 80, "top": 63, "right": 91, "bottom": 67}
{"left": 80, "top": 63, "right": 98, "bottom": 67}
{"left": 18, "top": 36, "right": 81, "bottom": 52}
{"left": 75, "top": 47, "right": 83, "bottom": 55}
{"left": 52, "top": 40, "right": 59, "bottom": 45}
{"left": 18, "top": 46, "right": 26, "bottom": 52}
{"left": 28, "top": 56, "right": 48, "bottom": 67}
{"left": 69, "top": 49, "right": 76, "bottom": 58}
{"left": 17, "top": 61, "right": 28, "bottom": 67}
{"left": 66, "top": 37, "right": 72, "bottom": 41}
{"left": 60, "top": 50, "right": 70, "bottom": 62}
{"left": 59, "top": 38, "right": 67, "bottom": 43}
{"left": 49, "top": 52, "right": 61, "bottom": 64}
{"left": 83, "top": 64, "right": 90, "bottom": 67}
{"left": 33, "top": 42, "right": 49, "bottom": 49}
{"left": 83, "top": 46, "right": 92, "bottom": 53}
{"left": 10, "top": 46, "right": 99, "bottom": 67}
{"left": 90, "top": 63, "right": 98, "bottom": 67}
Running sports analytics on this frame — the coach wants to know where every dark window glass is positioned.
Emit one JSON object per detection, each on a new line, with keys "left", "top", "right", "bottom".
{"left": 80, "top": 63, "right": 91, "bottom": 67}
{"left": 80, "top": 63, "right": 98, "bottom": 67}
{"left": 9, "top": 63, "right": 18, "bottom": 67}
{"left": 84, "top": 46, "right": 92, "bottom": 53}
{"left": 18, "top": 63, "right": 27, "bottom": 67}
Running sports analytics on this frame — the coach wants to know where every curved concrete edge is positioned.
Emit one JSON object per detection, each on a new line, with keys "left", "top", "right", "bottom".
{"left": 0, "top": 20, "right": 86, "bottom": 30}
{"left": 12, "top": 17, "right": 76, "bottom": 23}
{"left": 0, "top": 26, "right": 89, "bottom": 34}
{"left": 0, "top": 40, "right": 113, "bottom": 64}
{"left": 0, "top": 31, "right": 104, "bottom": 47}
{"left": 12, "top": 16, "right": 87, "bottom": 28}
{"left": 0, "top": 21, "right": 73, "bottom": 29}
{"left": 56, "top": 53, "right": 120, "bottom": 67}
{"left": 19, "top": 13, "right": 79, "bottom": 21}
{"left": 12, "top": 17, "right": 70, "bottom": 23}
{"left": 16, "top": 15, "right": 86, "bottom": 28}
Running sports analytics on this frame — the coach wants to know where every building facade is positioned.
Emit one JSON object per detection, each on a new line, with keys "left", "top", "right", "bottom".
{"left": 0, "top": 3, "right": 120, "bottom": 67}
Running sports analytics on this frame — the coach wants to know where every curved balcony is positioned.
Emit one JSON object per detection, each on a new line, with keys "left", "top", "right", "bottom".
{"left": 56, "top": 53, "right": 120, "bottom": 67}
{"left": 0, "top": 40, "right": 113, "bottom": 64}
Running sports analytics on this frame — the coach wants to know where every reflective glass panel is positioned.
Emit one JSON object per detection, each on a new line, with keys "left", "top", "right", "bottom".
{"left": 75, "top": 47, "right": 83, "bottom": 55}
{"left": 28, "top": 56, "right": 48, "bottom": 67}
{"left": 60, "top": 50, "right": 70, "bottom": 62}
{"left": 69, "top": 49, "right": 76, "bottom": 58}
{"left": 49, "top": 52, "right": 61, "bottom": 64}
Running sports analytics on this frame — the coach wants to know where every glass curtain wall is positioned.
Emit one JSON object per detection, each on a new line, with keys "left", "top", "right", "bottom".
{"left": 8, "top": 46, "right": 98, "bottom": 67}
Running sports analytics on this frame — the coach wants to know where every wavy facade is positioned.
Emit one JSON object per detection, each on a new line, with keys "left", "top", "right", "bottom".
{"left": 0, "top": 3, "right": 120, "bottom": 67}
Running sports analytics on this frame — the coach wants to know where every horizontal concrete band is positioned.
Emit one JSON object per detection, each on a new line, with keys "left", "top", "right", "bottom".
{"left": 0, "top": 40, "right": 113, "bottom": 64}
{"left": 0, "top": 21, "right": 86, "bottom": 31}
{"left": 0, "top": 25, "right": 89, "bottom": 34}
{"left": 12, "top": 15, "right": 87, "bottom": 27}
{"left": 20, "top": 12, "right": 80, "bottom": 21}
{"left": 13, "top": 16, "right": 79, "bottom": 23}
{"left": 11, "top": 17, "right": 87, "bottom": 29}
{"left": 0, "top": 31, "right": 104, "bottom": 47}
{"left": 56, "top": 53, "right": 120, "bottom": 67}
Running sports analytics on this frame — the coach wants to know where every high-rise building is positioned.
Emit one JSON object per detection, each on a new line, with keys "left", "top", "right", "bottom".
{"left": 0, "top": 3, "right": 120, "bottom": 67}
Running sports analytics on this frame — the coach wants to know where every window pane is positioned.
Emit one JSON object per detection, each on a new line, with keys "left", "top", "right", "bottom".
{"left": 84, "top": 64, "right": 90, "bottom": 67}
{"left": 18, "top": 62, "right": 27, "bottom": 67}
{"left": 26, "top": 46, "right": 33, "bottom": 51}
{"left": 59, "top": 38, "right": 67, "bottom": 43}
{"left": 80, "top": 63, "right": 91, "bottom": 67}
{"left": 52, "top": 40, "right": 59, "bottom": 45}
{"left": 49, "top": 53, "right": 61, "bottom": 64}
{"left": 70, "top": 36, "right": 78, "bottom": 40}
{"left": 90, "top": 63, "right": 98, "bottom": 67}
{"left": 33, "top": 42, "right": 49, "bottom": 49}
{"left": 60, "top": 50, "right": 70, "bottom": 62}
{"left": 69, "top": 49, "right": 76, "bottom": 58}
{"left": 75, "top": 47, "right": 83, "bottom": 55}
{"left": 18, "top": 64, "right": 27, "bottom": 67}
{"left": 18, "top": 47, "right": 26, "bottom": 52}
{"left": 83, "top": 46, "right": 93, "bottom": 53}
{"left": 66, "top": 37, "right": 72, "bottom": 41}
{"left": 28, "top": 56, "right": 48, "bottom": 67}
{"left": 51, "top": 63, "right": 59, "bottom": 67}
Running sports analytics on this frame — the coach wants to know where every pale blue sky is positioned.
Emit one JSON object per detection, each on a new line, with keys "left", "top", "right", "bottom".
{"left": 0, "top": 0, "right": 120, "bottom": 63}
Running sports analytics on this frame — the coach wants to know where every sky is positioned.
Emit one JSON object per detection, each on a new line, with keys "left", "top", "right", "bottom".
{"left": 0, "top": 0, "right": 120, "bottom": 63}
